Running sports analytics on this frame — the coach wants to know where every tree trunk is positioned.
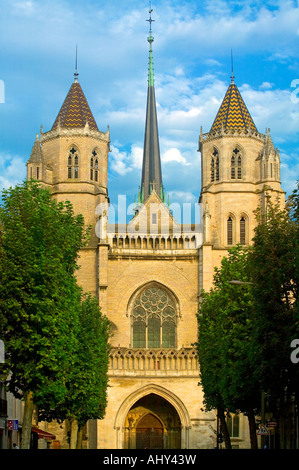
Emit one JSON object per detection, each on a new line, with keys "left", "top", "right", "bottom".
{"left": 218, "top": 407, "right": 232, "bottom": 449}
{"left": 247, "top": 408, "right": 258, "bottom": 449}
{"left": 21, "top": 391, "right": 34, "bottom": 449}
{"left": 70, "top": 419, "right": 78, "bottom": 449}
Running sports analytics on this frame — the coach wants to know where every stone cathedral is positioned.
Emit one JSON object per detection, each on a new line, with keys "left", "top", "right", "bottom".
{"left": 26, "top": 18, "right": 284, "bottom": 450}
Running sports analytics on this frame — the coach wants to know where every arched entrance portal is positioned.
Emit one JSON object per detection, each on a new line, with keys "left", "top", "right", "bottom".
{"left": 124, "top": 394, "right": 181, "bottom": 449}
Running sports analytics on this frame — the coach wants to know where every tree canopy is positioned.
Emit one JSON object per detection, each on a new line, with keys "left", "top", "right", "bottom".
{"left": 0, "top": 181, "right": 110, "bottom": 448}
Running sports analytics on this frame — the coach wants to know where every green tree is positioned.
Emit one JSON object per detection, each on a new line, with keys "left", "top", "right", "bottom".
{"left": 197, "top": 287, "right": 232, "bottom": 449}
{"left": 197, "top": 246, "right": 260, "bottom": 449}
{"left": 248, "top": 195, "right": 299, "bottom": 448}
{"left": 0, "top": 181, "right": 88, "bottom": 449}
{"left": 38, "top": 294, "right": 111, "bottom": 449}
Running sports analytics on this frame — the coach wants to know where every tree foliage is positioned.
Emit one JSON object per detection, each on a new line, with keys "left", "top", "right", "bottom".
{"left": 197, "top": 183, "right": 299, "bottom": 449}
{"left": 248, "top": 192, "right": 299, "bottom": 413}
{"left": 197, "top": 245, "right": 260, "bottom": 448}
{"left": 0, "top": 181, "right": 110, "bottom": 448}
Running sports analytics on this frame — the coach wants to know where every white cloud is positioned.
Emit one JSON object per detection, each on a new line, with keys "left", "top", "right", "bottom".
{"left": 109, "top": 145, "right": 132, "bottom": 176}
{"left": 162, "top": 148, "right": 189, "bottom": 165}
{"left": 0, "top": 153, "right": 27, "bottom": 194}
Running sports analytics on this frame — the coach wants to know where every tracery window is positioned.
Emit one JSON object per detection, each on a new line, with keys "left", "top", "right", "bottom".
{"left": 67, "top": 147, "right": 79, "bottom": 179}
{"left": 211, "top": 157, "right": 215, "bottom": 182}
{"left": 132, "top": 285, "right": 177, "bottom": 348}
{"left": 90, "top": 150, "right": 98, "bottom": 181}
{"left": 231, "top": 148, "right": 242, "bottom": 179}
{"left": 211, "top": 148, "right": 219, "bottom": 182}
{"left": 240, "top": 217, "right": 246, "bottom": 245}
{"left": 227, "top": 217, "right": 233, "bottom": 245}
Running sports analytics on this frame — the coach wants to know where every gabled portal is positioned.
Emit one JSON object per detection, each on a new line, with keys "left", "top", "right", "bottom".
{"left": 124, "top": 393, "right": 181, "bottom": 449}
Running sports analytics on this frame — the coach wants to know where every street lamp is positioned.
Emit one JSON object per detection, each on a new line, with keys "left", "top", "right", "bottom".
{"left": 228, "top": 280, "right": 252, "bottom": 285}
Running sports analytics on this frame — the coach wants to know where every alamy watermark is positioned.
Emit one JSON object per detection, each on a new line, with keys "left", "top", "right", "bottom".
{"left": 0, "top": 339, "right": 4, "bottom": 364}
{"left": 95, "top": 196, "right": 203, "bottom": 240}
{"left": 291, "top": 79, "right": 299, "bottom": 104}
{"left": 291, "top": 339, "right": 299, "bottom": 364}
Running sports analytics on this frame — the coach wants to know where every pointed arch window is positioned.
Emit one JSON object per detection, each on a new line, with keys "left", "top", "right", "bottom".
{"left": 90, "top": 150, "right": 98, "bottom": 182}
{"left": 211, "top": 158, "right": 215, "bottom": 182}
{"left": 67, "top": 147, "right": 79, "bottom": 179}
{"left": 240, "top": 216, "right": 246, "bottom": 245}
{"left": 132, "top": 285, "right": 177, "bottom": 348}
{"left": 231, "top": 148, "right": 242, "bottom": 180}
{"left": 211, "top": 148, "right": 219, "bottom": 182}
{"left": 227, "top": 217, "right": 233, "bottom": 245}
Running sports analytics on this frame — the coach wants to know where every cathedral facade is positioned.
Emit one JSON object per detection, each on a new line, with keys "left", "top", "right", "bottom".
{"left": 26, "top": 23, "right": 285, "bottom": 449}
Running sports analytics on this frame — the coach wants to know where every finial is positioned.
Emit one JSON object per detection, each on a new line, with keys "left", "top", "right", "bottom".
{"left": 147, "top": 1, "right": 155, "bottom": 44}
{"left": 74, "top": 44, "right": 79, "bottom": 82}
{"left": 147, "top": 2, "right": 155, "bottom": 86}
{"left": 230, "top": 49, "right": 234, "bottom": 83}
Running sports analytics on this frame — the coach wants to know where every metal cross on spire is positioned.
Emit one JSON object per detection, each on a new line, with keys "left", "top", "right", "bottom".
{"left": 147, "top": 2, "right": 155, "bottom": 44}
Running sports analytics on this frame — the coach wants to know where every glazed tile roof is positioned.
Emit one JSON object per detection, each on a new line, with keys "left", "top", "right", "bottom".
{"left": 51, "top": 81, "right": 98, "bottom": 131}
{"left": 210, "top": 80, "right": 257, "bottom": 133}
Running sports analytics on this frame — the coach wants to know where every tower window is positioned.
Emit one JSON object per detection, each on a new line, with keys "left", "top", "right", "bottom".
{"left": 227, "top": 217, "right": 233, "bottom": 245}
{"left": 132, "top": 285, "right": 177, "bottom": 348}
{"left": 240, "top": 217, "right": 246, "bottom": 245}
{"left": 211, "top": 148, "right": 219, "bottom": 181}
{"left": 67, "top": 147, "right": 79, "bottom": 179}
{"left": 227, "top": 414, "right": 240, "bottom": 438}
{"left": 231, "top": 148, "right": 242, "bottom": 180}
{"left": 90, "top": 151, "right": 98, "bottom": 181}
{"left": 211, "top": 158, "right": 215, "bottom": 182}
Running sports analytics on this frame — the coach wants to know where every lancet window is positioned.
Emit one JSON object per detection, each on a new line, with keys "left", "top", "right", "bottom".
{"left": 90, "top": 150, "right": 98, "bottom": 182}
{"left": 67, "top": 147, "right": 79, "bottom": 179}
{"left": 231, "top": 148, "right": 242, "bottom": 179}
{"left": 211, "top": 148, "right": 219, "bottom": 182}
{"left": 227, "top": 217, "right": 233, "bottom": 245}
{"left": 240, "top": 217, "right": 246, "bottom": 245}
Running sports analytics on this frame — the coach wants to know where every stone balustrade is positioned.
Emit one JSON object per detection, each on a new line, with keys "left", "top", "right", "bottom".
{"left": 109, "top": 347, "right": 199, "bottom": 377}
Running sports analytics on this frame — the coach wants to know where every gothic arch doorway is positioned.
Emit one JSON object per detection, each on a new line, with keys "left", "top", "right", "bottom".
{"left": 124, "top": 393, "right": 181, "bottom": 449}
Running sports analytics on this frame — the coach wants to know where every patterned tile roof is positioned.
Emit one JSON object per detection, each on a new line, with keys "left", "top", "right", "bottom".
{"left": 210, "top": 80, "right": 257, "bottom": 133}
{"left": 51, "top": 81, "right": 98, "bottom": 131}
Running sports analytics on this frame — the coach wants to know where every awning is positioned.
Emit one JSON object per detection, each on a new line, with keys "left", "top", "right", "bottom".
{"left": 31, "top": 428, "right": 56, "bottom": 440}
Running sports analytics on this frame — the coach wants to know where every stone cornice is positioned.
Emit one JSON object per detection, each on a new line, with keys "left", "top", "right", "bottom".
{"left": 40, "top": 124, "right": 110, "bottom": 145}
{"left": 198, "top": 127, "right": 265, "bottom": 150}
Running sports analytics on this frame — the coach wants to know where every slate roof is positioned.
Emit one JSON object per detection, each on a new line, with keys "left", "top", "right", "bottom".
{"left": 51, "top": 81, "right": 98, "bottom": 131}
{"left": 210, "top": 80, "right": 257, "bottom": 133}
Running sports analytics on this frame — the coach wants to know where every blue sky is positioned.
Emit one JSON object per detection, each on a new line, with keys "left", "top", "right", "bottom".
{"left": 0, "top": 0, "right": 298, "bottom": 218}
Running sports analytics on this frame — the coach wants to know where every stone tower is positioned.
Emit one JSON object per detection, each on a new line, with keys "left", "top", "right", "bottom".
{"left": 198, "top": 73, "right": 285, "bottom": 293}
{"left": 26, "top": 68, "right": 110, "bottom": 296}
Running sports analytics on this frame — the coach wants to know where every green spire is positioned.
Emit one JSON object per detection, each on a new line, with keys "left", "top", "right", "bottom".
{"left": 148, "top": 33, "right": 154, "bottom": 87}
{"left": 147, "top": 5, "right": 155, "bottom": 87}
